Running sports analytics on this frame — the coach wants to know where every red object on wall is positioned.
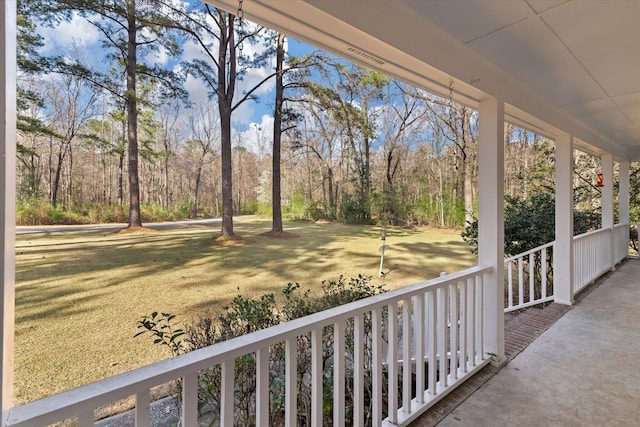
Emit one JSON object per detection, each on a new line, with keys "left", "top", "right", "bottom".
{"left": 596, "top": 173, "right": 604, "bottom": 187}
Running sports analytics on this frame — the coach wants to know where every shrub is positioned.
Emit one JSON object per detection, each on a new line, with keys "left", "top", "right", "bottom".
{"left": 136, "top": 275, "right": 386, "bottom": 425}
{"left": 341, "top": 195, "right": 373, "bottom": 225}
{"left": 16, "top": 198, "right": 90, "bottom": 225}
{"left": 284, "top": 192, "right": 323, "bottom": 221}
{"left": 461, "top": 191, "right": 601, "bottom": 256}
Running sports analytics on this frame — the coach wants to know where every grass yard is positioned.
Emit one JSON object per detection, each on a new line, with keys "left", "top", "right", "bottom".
{"left": 15, "top": 216, "right": 476, "bottom": 404}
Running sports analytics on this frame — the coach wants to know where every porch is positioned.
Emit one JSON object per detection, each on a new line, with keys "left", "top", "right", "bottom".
{"left": 2, "top": 1, "right": 640, "bottom": 426}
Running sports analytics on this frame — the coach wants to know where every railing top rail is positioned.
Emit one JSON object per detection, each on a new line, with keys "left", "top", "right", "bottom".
{"left": 614, "top": 222, "right": 629, "bottom": 229}
{"left": 8, "top": 265, "right": 492, "bottom": 425}
{"left": 504, "top": 241, "right": 554, "bottom": 263}
{"left": 573, "top": 227, "right": 611, "bottom": 241}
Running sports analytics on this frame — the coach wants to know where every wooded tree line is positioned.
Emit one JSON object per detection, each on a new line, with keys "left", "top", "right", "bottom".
{"left": 15, "top": 0, "right": 631, "bottom": 232}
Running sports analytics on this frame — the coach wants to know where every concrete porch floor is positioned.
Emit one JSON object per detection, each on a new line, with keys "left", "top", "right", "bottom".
{"left": 432, "top": 258, "right": 640, "bottom": 426}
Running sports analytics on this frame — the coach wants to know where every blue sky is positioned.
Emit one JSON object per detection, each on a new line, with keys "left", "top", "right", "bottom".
{"left": 34, "top": 9, "right": 317, "bottom": 151}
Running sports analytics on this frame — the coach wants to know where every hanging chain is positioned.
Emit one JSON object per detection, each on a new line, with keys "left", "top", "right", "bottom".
{"left": 237, "top": 0, "right": 244, "bottom": 56}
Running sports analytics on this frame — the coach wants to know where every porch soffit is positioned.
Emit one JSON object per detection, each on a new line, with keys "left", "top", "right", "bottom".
{"left": 203, "top": 0, "right": 640, "bottom": 161}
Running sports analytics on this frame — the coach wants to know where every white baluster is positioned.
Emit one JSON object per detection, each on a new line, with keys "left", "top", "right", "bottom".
{"left": 414, "top": 294, "right": 425, "bottom": 404}
{"left": 459, "top": 280, "right": 468, "bottom": 373}
{"left": 402, "top": 297, "right": 412, "bottom": 414}
{"left": 427, "top": 290, "right": 437, "bottom": 394}
{"left": 518, "top": 257, "right": 524, "bottom": 306}
{"left": 529, "top": 252, "right": 535, "bottom": 303}
{"left": 256, "top": 347, "right": 269, "bottom": 427}
{"left": 311, "top": 329, "right": 322, "bottom": 427}
{"left": 449, "top": 282, "right": 459, "bottom": 381}
{"left": 437, "top": 287, "right": 447, "bottom": 387}
{"left": 77, "top": 411, "right": 93, "bottom": 427}
{"left": 182, "top": 372, "right": 198, "bottom": 426}
{"left": 135, "top": 389, "right": 150, "bottom": 426}
{"left": 372, "top": 308, "right": 383, "bottom": 426}
{"left": 542, "top": 247, "right": 548, "bottom": 299}
{"left": 334, "top": 321, "right": 345, "bottom": 427}
{"left": 467, "top": 279, "right": 476, "bottom": 367}
{"left": 353, "top": 313, "right": 365, "bottom": 427}
{"left": 220, "top": 361, "right": 234, "bottom": 426}
{"left": 285, "top": 338, "right": 297, "bottom": 427}
{"left": 476, "top": 275, "right": 484, "bottom": 362}
{"left": 388, "top": 303, "right": 398, "bottom": 423}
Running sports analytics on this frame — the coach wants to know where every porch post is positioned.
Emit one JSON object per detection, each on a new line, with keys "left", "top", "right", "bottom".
{"left": 477, "top": 96, "right": 505, "bottom": 365}
{"left": 601, "top": 153, "right": 614, "bottom": 270}
{"left": 554, "top": 134, "right": 574, "bottom": 305}
{"left": 1, "top": 0, "right": 16, "bottom": 417}
{"left": 619, "top": 161, "right": 630, "bottom": 260}
{"left": 619, "top": 161, "right": 630, "bottom": 225}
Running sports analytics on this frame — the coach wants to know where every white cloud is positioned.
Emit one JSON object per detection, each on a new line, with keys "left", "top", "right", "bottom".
{"left": 235, "top": 114, "right": 275, "bottom": 154}
{"left": 145, "top": 44, "right": 170, "bottom": 66}
{"left": 37, "top": 13, "right": 100, "bottom": 54}
{"left": 184, "top": 75, "right": 211, "bottom": 106}
{"left": 178, "top": 22, "right": 277, "bottom": 128}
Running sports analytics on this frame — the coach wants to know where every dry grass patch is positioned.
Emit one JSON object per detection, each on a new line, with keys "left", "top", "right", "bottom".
{"left": 15, "top": 216, "right": 475, "bottom": 404}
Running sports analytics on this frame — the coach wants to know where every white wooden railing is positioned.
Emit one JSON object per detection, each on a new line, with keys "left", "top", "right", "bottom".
{"left": 6, "top": 266, "right": 492, "bottom": 427}
{"left": 573, "top": 228, "right": 612, "bottom": 295}
{"left": 504, "top": 223, "right": 630, "bottom": 311}
{"left": 614, "top": 223, "right": 629, "bottom": 265}
{"left": 504, "top": 242, "right": 554, "bottom": 312}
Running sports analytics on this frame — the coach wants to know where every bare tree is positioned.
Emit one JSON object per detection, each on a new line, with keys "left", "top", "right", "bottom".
{"left": 46, "top": 73, "right": 99, "bottom": 206}
{"left": 188, "top": 106, "right": 219, "bottom": 218}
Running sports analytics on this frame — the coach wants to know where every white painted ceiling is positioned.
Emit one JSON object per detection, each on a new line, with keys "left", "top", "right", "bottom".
{"left": 205, "top": 0, "right": 640, "bottom": 161}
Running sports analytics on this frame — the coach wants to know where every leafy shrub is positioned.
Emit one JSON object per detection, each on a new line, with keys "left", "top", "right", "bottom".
{"left": 401, "top": 192, "right": 465, "bottom": 229}
{"left": 462, "top": 191, "right": 601, "bottom": 256}
{"left": 16, "top": 198, "right": 202, "bottom": 225}
{"left": 284, "top": 192, "right": 323, "bottom": 221}
{"left": 136, "top": 275, "right": 386, "bottom": 426}
{"left": 87, "top": 204, "right": 128, "bottom": 223}
{"left": 341, "top": 195, "right": 373, "bottom": 225}
{"left": 255, "top": 202, "right": 272, "bottom": 217}
{"left": 17, "top": 198, "right": 89, "bottom": 225}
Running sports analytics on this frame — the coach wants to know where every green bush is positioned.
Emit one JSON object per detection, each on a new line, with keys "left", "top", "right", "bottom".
{"left": 341, "top": 194, "right": 373, "bottom": 225}
{"left": 403, "top": 192, "right": 465, "bottom": 229}
{"left": 284, "top": 192, "right": 323, "bottom": 221}
{"left": 17, "top": 198, "right": 89, "bottom": 225}
{"left": 255, "top": 202, "right": 272, "bottom": 217}
{"left": 136, "top": 275, "right": 386, "bottom": 425}
{"left": 462, "top": 191, "right": 602, "bottom": 256}
{"left": 16, "top": 198, "right": 200, "bottom": 225}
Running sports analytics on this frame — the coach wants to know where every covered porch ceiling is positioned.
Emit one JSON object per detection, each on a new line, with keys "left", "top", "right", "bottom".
{"left": 205, "top": 0, "right": 640, "bottom": 161}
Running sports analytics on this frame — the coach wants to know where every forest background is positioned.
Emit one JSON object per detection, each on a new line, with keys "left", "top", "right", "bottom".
{"left": 15, "top": 0, "right": 640, "bottom": 240}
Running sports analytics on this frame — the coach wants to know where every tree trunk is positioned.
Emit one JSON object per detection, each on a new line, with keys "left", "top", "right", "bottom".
{"left": 126, "top": 0, "right": 142, "bottom": 227}
{"left": 51, "top": 148, "right": 64, "bottom": 206}
{"left": 192, "top": 159, "right": 204, "bottom": 219}
{"left": 327, "top": 167, "right": 335, "bottom": 220}
{"left": 218, "top": 11, "right": 236, "bottom": 237}
{"left": 271, "top": 33, "right": 285, "bottom": 232}
{"left": 118, "top": 150, "right": 124, "bottom": 206}
{"left": 164, "top": 140, "right": 170, "bottom": 210}
{"left": 67, "top": 146, "right": 73, "bottom": 207}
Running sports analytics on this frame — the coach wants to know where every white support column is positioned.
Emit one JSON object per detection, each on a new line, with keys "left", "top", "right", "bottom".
{"left": 554, "top": 134, "right": 574, "bottom": 305}
{"left": 601, "top": 153, "right": 615, "bottom": 270}
{"left": 601, "top": 153, "right": 614, "bottom": 229}
{"left": 620, "top": 161, "right": 630, "bottom": 261}
{"left": 619, "top": 161, "right": 630, "bottom": 226}
{"left": 1, "top": 0, "right": 16, "bottom": 417}
{"left": 477, "top": 97, "right": 505, "bottom": 366}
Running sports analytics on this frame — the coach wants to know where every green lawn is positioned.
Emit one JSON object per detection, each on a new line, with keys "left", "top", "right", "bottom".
{"left": 15, "top": 217, "right": 475, "bottom": 404}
